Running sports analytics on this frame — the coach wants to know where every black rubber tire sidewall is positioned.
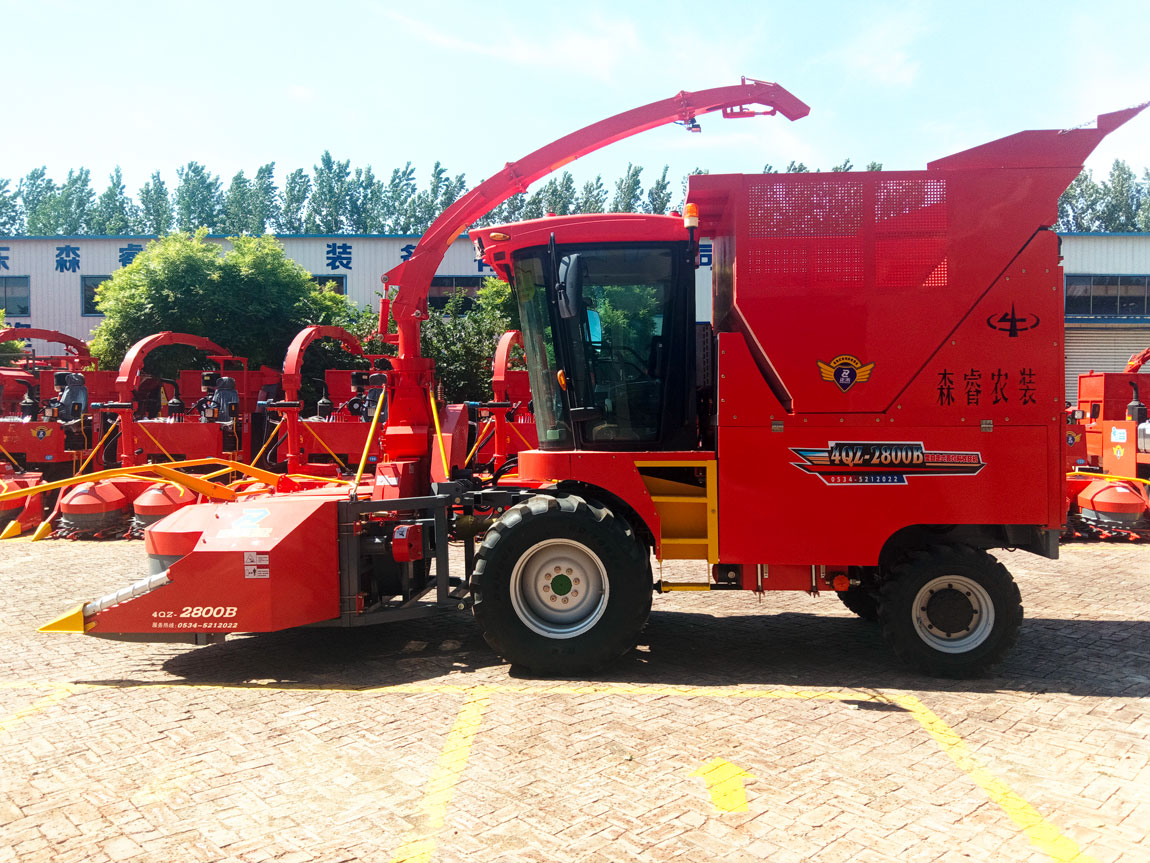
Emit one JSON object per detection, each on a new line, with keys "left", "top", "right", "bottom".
{"left": 837, "top": 585, "right": 880, "bottom": 621}
{"left": 472, "top": 494, "right": 651, "bottom": 674}
{"left": 878, "top": 544, "right": 1022, "bottom": 678}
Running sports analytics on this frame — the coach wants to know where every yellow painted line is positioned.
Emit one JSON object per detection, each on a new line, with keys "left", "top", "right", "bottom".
{"left": 389, "top": 687, "right": 491, "bottom": 863}
{"left": 893, "top": 694, "right": 1098, "bottom": 863}
{"left": 1, "top": 680, "right": 1096, "bottom": 863}
{"left": 691, "top": 758, "right": 753, "bottom": 812}
{"left": 0, "top": 682, "right": 77, "bottom": 735}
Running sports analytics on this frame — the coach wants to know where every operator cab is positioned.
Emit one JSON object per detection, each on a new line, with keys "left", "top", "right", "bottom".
{"left": 476, "top": 214, "right": 699, "bottom": 452}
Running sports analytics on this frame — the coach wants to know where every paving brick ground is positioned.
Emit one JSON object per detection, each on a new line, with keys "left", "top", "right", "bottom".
{"left": 1, "top": 537, "right": 1147, "bottom": 862}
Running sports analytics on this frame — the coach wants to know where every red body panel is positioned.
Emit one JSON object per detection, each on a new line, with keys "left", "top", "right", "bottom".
{"left": 91, "top": 494, "right": 340, "bottom": 636}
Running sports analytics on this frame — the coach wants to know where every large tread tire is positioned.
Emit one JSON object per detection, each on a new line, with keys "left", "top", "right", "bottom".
{"left": 837, "top": 586, "right": 879, "bottom": 621}
{"left": 472, "top": 493, "right": 651, "bottom": 674}
{"left": 878, "top": 544, "right": 1022, "bottom": 678}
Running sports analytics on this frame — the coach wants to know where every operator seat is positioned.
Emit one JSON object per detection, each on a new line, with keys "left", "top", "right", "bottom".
{"left": 363, "top": 373, "right": 388, "bottom": 423}
{"left": 58, "top": 373, "right": 89, "bottom": 421}
{"left": 211, "top": 376, "right": 240, "bottom": 423}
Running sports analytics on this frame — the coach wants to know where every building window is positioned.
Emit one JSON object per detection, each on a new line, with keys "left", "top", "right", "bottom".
{"left": 312, "top": 274, "right": 346, "bottom": 295}
{"left": 82, "top": 275, "right": 110, "bottom": 316}
{"left": 1065, "top": 274, "right": 1148, "bottom": 317}
{"left": 0, "top": 276, "right": 30, "bottom": 316}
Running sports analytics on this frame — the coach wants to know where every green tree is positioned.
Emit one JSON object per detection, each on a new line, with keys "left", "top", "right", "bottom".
{"left": 348, "top": 166, "right": 382, "bottom": 233}
{"left": 0, "top": 312, "right": 25, "bottom": 365}
{"left": 21, "top": 168, "right": 58, "bottom": 235}
{"left": 277, "top": 169, "right": 311, "bottom": 233}
{"left": 381, "top": 162, "right": 417, "bottom": 232}
{"left": 1058, "top": 170, "right": 1104, "bottom": 232}
{"left": 645, "top": 165, "right": 671, "bottom": 215}
{"left": 137, "top": 171, "right": 173, "bottom": 235}
{"left": 90, "top": 167, "right": 136, "bottom": 235}
{"left": 56, "top": 168, "right": 96, "bottom": 233}
{"left": 1098, "top": 160, "right": 1143, "bottom": 232}
{"left": 0, "top": 179, "right": 21, "bottom": 235}
{"left": 576, "top": 175, "right": 607, "bottom": 213}
{"left": 1139, "top": 169, "right": 1150, "bottom": 232}
{"left": 408, "top": 162, "right": 467, "bottom": 232}
{"left": 610, "top": 163, "right": 644, "bottom": 212}
{"left": 831, "top": 158, "right": 854, "bottom": 172}
{"left": 306, "top": 151, "right": 352, "bottom": 233}
{"left": 221, "top": 170, "right": 254, "bottom": 235}
{"left": 88, "top": 230, "right": 365, "bottom": 374}
{"left": 175, "top": 162, "right": 223, "bottom": 231}
{"left": 251, "top": 163, "right": 279, "bottom": 235}
{"left": 420, "top": 285, "right": 511, "bottom": 402}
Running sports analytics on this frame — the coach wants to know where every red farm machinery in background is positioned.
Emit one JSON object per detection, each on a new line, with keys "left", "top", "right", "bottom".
{"left": 0, "top": 328, "right": 117, "bottom": 478}
{"left": 36, "top": 81, "right": 1146, "bottom": 679}
{"left": 1064, "top": 346, "right": 1150, "bottom": 539}
{"left": 0, "top": 328, "right": 117, "bottom": 538}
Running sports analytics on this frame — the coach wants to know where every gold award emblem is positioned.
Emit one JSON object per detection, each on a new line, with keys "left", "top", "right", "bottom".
{"left": 817, "top": 355, "right": 875, "bottom": 393}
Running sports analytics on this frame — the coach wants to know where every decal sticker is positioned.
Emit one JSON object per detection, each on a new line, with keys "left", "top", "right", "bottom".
{"left": 33, "top": 426, "right": 53, "bottom": 440}
{"left": 1113, "top": 445, "right": 1125, "bottom": 459}
{"left": 218, "top": 507, "right": 272, "bottom": 538}
{"left": 1110, "top": 427, "right": 1127, "bottom": 443}
{"left": 791, "top": 442, "right": 985, "bottom": 485}
{"left": 934, "top": 368, "right": 1037, "bottom": 406}
{"left": 986, "top": 303, "right": 1039, "bottom": 337}
{"left": 1066, "top": 432, "right": 1081, "bottom": 447}
{"left": 816, "top": 355, "right": 875, "bottom": 393}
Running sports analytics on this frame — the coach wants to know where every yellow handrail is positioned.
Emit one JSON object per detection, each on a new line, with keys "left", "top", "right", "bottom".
{"left": 1068, "top": 470, "right": 1150, "bottom": 489}
{"left": 350, "top": 385, "right": 387, "bottom": 498}
{"left": 428, "top": 389, "right": 450, "bottom": 478}
{"left": 464, "top": 420, "right": 494, "bottom": 467}
{"left": 75, "top": 417, "right": 121, "bottom": 476}
{"left": 0, "top": 458, "right": 281, "bottom": 505}
{"left": 134, "top": 421, "right": 177, "bottom": 462}
{"left": 250, "top": 418, "right": 285, "bottom": 467}
{"left": 302, "top": 422, "right": 348, "bottom": 470}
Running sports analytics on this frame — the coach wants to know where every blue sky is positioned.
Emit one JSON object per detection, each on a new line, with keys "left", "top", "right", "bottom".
{"left": 7, "top": 0, "right": 1149, "bottom": 201}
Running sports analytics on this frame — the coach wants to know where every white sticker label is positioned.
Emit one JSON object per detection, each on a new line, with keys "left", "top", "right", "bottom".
{"left": 1111, "top": 427, "right": 1128, "bottom": 443}
{"left": 243, "top": 552, "right": 270, "bottom": 565}
{"left": 244, "top": 566, "right": 270, "bottom": 579}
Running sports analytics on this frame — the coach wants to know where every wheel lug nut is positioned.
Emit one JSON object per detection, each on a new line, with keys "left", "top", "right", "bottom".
{"left": 555, "top": 566, "right": 562, "bottom": 573}
{"left": 573, "top": 578, "right": 580, "bottom": 585}
{"left": 566, "top": 568, "right": 573, "bottom": 575}
{"left": 572, "top": 590, "right": 578, "bottom": 597}
{"left": 550, "top": 595, "right": 557, "bottom": 602}
{"left": 561, "top": 598, "right": 569, "bottom": 604}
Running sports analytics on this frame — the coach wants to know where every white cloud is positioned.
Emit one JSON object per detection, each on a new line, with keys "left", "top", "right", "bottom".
{"left": 829, "top": 7, "right": 929, "bottom": 87}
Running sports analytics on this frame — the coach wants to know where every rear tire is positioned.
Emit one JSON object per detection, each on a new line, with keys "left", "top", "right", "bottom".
{"left": 878, "top": 544, "right": 1022, "bottom": 678}
{"left": 472, "top": 494, "right": 651, "bottom": 674}
{"left": 837, "top": 585, "right": 879, "bottom": 621}
{"left": 837, "top": 566, "right": 880, "bottom": 621}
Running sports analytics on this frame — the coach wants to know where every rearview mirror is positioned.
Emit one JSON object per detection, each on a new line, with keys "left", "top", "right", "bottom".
{"left": 586, "top": 309, "right": 602, "bottom": 345}
{"left": 557, "top": 254, "right": 583, "bottom": 319}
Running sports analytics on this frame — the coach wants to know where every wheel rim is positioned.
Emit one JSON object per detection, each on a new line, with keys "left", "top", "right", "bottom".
{"left": 910, "top": 574, "right": 995, "bottom": 654}
{"left": 509, "top": 539, "right": 610, "bottom": 639}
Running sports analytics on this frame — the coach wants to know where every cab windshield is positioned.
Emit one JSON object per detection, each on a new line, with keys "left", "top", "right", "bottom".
{"left": 513, "top": 244, "right": 683, "bottom": 450}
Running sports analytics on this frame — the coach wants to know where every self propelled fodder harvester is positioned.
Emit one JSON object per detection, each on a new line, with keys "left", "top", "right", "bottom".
{"left": 41, "top": 81, "right": 1144, "bottom": 677}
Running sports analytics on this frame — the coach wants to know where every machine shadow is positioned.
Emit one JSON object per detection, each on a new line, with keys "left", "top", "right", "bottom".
{"left": 151, "top": 610, "right": 499, "bottom": 688}
{"left": 116, "top": 607, "right": 1150, "bottom": 700}
{"left": 608, "top": 611, "right": 1150, "bottom": 698}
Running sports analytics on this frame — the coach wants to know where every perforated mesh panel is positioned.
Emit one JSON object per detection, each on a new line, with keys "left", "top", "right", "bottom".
{"left": 747, "top": 179, "right": 864, "bottom": 238}
{"left": 741, "top": 175, "right": 949, "bottom": 290}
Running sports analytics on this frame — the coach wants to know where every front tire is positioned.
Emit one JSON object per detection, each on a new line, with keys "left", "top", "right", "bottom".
{"left": 878, "top": 545, "right": 1022, "bottom": 678}
{"left": 472, "top": 494, "right": 651, "bottom": 674}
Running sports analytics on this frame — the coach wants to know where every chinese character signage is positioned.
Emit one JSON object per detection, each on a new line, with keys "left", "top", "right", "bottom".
{"left": 55, "top": 245, "right": 80, "bottom": 273}
{"left": 118, "top": 243, "right": 144, "bottom": 267}
{"left": 326, "top": 242, "right": 353, "bottom": 270}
